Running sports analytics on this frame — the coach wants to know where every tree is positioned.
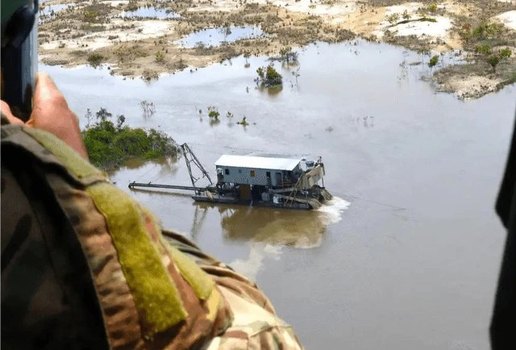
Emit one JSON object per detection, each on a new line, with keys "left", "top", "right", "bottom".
{"left": 475, "top": 44, "right": 512, "bottom": 72}
{"left": 140, "top": 100, "right": 156, "bottom": 119}
{"left": 279, "top": 47, "right": 298, "bottom": 65}
{"left": 256, "top": 64, "right": 283, "bottom": 87}
{"left": 428, "top": 55, "right": 439, "bottom": 68}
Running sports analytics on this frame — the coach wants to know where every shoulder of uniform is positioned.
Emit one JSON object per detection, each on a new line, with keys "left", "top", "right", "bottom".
{"left": 1, "top": 124, "right": 107, "bottom": 186}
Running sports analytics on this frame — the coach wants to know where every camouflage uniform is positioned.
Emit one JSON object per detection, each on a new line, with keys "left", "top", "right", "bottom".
{"left": 1, "top": 119, "right": 303, "bottom": 350}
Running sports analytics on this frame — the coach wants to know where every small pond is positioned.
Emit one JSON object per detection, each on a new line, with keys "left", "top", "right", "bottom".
{"left": 39, "top": 3, "right": 71, "bottom": 18}
{"left": 176, "top": 26, "right": 264, "bottom": 48}
{"left": 120, "top": 7, "right": 180, "bottom": 19}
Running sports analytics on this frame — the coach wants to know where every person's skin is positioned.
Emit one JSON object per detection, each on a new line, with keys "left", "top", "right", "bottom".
{"left": 1, "top": 72, "right": 88, "bottom": 159}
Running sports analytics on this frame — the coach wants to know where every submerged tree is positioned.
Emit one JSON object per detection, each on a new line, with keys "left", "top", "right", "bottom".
{"left": 279, "top": 47, "right": 298, "bottom": 65}
{"left": 256, "top": 64, "right": 283, "bottom": 87}
{"left": 140, "top": 100, "right": 156, "bottom": 119}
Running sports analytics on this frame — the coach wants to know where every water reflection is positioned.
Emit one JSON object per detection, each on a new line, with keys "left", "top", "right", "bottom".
{"left": 209, "top": 197, "right": 350, "bottom": 248}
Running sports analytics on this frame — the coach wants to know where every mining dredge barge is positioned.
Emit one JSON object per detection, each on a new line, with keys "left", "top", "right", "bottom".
{"left": 129, "top": 144, "right": 332, "bottom": 210}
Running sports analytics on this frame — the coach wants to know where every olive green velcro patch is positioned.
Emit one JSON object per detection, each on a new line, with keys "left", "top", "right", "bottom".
{"left": 87, "top": 182, "right": 187, "bottom": 335}
{"left": 143, "top": 208, "right": 215, "bottom": 300}
{"left": 165, "top": 242, "right": 214, "bottom": 301}
{"left": 23, "top": 128, "right": 103, "bottom": 181}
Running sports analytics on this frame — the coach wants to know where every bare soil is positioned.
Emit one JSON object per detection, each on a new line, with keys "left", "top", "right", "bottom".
{"left": 39, "top": 0, "right": 516, "bottom": 98}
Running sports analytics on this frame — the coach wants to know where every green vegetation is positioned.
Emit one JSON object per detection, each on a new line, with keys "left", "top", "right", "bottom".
{"left": 461, "top": 21, "right": 504, "bottom": 44}
{"left": 256, "top": 64, "right": 282, "bottom": 87}
{"left": 155, "top": 50, "right": 165, "bottom": 64}
{"left": 83, "top": 8, "right": 100, "bottom": 23}
{"left": 87, "top": 52, "right": 104, "bottom": 68}
{"left": 386, "top": 12, "right": 436, "bottom": 27}
{"left": 207, "top": 106, "right": 220, "bottom": 120}
{"left": 386, "top": 13, "right": 399, "bottom": 25}
{"left": 426, "top": 3, "right": 438, "bottom": 14}
{"left": 474, "top": 43, "right": 512, "bottom": 72}
{"left": 428, "top": 55, "right": 439, "bottom": 67}
{"left": 485, "top": 48, "right": 512, "bottom": 72}
{"left": 82, "top": 108, "right": 178, "bottom": 170}
{"left": 475, "top": 43, "right": 492, "bottom": 55}
{"left": 237, "top": 116, "right": 249, "bottom": 126}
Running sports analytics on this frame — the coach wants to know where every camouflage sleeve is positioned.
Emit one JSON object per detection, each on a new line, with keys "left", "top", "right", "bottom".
{"left": 163, "top": 230, "right": 304, "bottom": 350}
{"left": 1, "top": 139, "right": 109, "bottom": 349}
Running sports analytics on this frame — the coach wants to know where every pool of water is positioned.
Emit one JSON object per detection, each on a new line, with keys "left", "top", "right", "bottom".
{"left": 41, "top": 40, "right": 515, "bottom": 350}
{"left": 120, "top": 7, "right": 180, "bottom": 19}
{"left": 176, "top": 26, "right": 264, "bottom": 48}
{"left": 39, "top": 3, "right": 71, "bottom": 18}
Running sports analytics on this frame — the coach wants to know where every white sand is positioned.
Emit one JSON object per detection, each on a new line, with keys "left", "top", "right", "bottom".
{"left": 447, "top": 76, "right": 502, "bottom": 100}
{"left": 275, "top": 0, "right": 358, "bottom": 16}
{"left": 101, "top": 0, "right": 129, "bottom": 6}
{"left": 394, "top": 16, "right": 452, "bottom": 38}
{"left": 41, "top": 20, "right": 172, "bottom": 51}
{"left": 373, "top": 3, "right": 452, "bottom": 39}
{"left": 495, "top": 10, "right": 516, "bottom": 30}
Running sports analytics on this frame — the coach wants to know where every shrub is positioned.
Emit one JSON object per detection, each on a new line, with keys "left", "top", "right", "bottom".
{"left": 279, "top": 47, "right": 298, "bottom": 64}
{"left": 386, "top": 13, "right": 399, "bottom": 25}
{"left": 475, "top": 44, "right": 492, "bottom": 55}
{"left": 87, "top": 52, "right": 104, "bottom": 68}
{"left": 256, "top": 64, "right": 283, "bottom": 87}
{"left": 487, "top": 48, "right": 512, "bottom": 72}
{"left": 475, "top": 45, "right": 512, "bottom": 72}
{"left": 207, "top": 106, "right": 220, "bottom": 119}
{"left": 155, "top": 50, "right": 165, "bottom": 63}
{"left": 427, "top": 3, "right": 438, "bottom": 14}
{"left": 82, "top": 108, "right": 178, "bottom": 170}
{"left": 428, "top": 55, "right": 439, "bottom": 67}
{"left": 464, "top": 21, "right": 504, "bottom": 43}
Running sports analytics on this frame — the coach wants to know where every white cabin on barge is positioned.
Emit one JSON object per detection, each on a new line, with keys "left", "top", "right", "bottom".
{"left": 208, "top": 154, "right": 330, "bottom": 209}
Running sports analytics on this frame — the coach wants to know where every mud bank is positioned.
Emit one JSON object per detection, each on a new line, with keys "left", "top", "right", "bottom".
{"left": 39, "top": 0, "right": 516, "bottom": 98}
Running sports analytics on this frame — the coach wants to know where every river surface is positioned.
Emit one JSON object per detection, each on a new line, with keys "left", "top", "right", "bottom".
{"left": 44, "top": 41, "right": 515, "bottom": 350}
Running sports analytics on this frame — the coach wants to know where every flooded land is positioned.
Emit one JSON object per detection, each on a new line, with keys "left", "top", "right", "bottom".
{"left": 34, "top": 0, "right": 516, "bottom": 349}
{"left": 40, "top": 0, "right": 515, "bottom": 99}
{"left": 45, "top": 35, "right": 515, "bottom": 349}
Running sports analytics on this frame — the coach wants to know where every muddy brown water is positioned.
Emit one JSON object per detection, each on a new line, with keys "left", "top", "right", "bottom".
{"left": 44, "top": 41, "right": 515, "bottom": 350}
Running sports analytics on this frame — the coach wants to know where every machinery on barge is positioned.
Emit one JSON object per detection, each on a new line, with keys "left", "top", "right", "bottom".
{"left": 129, "top": 144, "right": 332, "bottom": 210}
